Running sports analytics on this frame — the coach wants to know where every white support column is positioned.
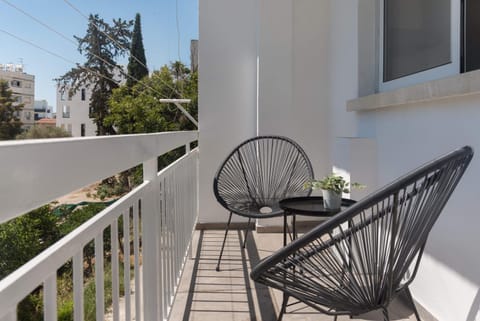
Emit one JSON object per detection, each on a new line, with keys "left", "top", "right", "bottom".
{"left": 44, "top": 274, "right": 57, "bottom": 321}
{"left": 142, "top": 158, "right": 161, "bottom": 321}
{"left": 73, "top": 251, "right": 84, "bottom": 321}
{"left": 94, "top": 234, "right": 105, "bottom": 321}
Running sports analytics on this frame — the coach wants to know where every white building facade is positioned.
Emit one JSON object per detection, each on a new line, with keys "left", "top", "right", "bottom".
{"left": 199, "top": 1, "right": 480, "bottom": 320}
{"left": 56, "top": 86, "right": 96, "bottom": 137}
{"left": 0, "top": 64, "right": 35, "bottom": 130}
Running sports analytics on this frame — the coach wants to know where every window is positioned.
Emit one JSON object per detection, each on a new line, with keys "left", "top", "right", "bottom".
{"left": 62, "top": 105, "right": 70, "bottom": 118}
{"left": 10, "top": 80, "right": 21, "bottom": 87}
{"left": 81, "top": 88, "right": 86, "bottom": 101}
{"left": 67, "top": 124, "right": 72, "bottom": 134}
{"left": 60, "top": 90, "right": 66, "bottom": 101}
{"left": 81, "top": 124, "right": 86, "bottom": 137}
{"left": 25, "top": 112, "right": 31, "bottom": 120}
{"left": 461, "top": 0, "right": 480, "bottom": 72}
{"left": 14, "top": 96, "right": 22, "bottom": 103}
{"left": 380, "top": 0, "right": 460, "bottom": 91}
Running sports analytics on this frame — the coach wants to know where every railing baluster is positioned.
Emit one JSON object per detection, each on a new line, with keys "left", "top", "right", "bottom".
{"left": 142, "top": 157, "right": 162, "bottom": 321}
{"left": 168, "top": 174, "right": 175, "bottom": 307}
{"left": 111, "top": 220, "right": 120, "bottom": 321}
{"left": 133, "top": 200, "right": 142, "bottom": 321}
{"left": 161, "top": 179, "right": 168, "bottom": 319}
{"left": 73, "top": 251, "right": 84, "bottom": 321}
{"left": 123, "top": 211, "right": 131, "bottom": 320}
{"left": 44, "top": 273, "right": 57, "bottom": 321}
{"left": 95, "top": 233, "right": 104, "bottom": 321}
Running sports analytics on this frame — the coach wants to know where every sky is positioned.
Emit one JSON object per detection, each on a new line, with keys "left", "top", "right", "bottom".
{"left": 0, "top": 0, "right": 198, "bottom": 110}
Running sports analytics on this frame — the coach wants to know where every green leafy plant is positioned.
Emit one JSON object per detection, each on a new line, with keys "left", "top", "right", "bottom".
{"left": 304, "top": 174, "right": 364, "bottom": 195}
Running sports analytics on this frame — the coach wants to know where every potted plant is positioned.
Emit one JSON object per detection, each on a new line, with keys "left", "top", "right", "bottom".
{"left": 304, "top": 174, "right": 364, "bottom": 210}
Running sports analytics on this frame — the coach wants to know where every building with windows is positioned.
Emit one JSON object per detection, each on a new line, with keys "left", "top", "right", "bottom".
{"left": 56, "top": 85, "right": 96, "bottom": 137}
{"left": 4, "top": 2, "right": 480, "bottom": 321}
{"left": 33, "top": 99, "right": 53, "bottom": 120}
{"left": 0, "top": 63, "right": 35, "bottom": 129}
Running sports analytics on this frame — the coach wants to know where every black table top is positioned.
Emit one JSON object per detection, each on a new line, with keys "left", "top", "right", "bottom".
{"left": 279, "top": 196, "right": 356, "bottom": 216}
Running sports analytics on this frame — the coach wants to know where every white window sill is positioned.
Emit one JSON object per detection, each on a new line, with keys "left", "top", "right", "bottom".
{"left": 347, "top": 70, "right": 480, "bottom": 112}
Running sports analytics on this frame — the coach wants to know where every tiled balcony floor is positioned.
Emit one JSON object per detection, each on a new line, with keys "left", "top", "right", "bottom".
{"left": 170, "top": 229, "right": 437, "bottom": 321}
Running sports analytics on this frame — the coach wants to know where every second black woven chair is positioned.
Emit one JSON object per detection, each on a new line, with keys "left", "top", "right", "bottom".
{"left": 213, "top": 135, "right": 314, "bottom": 271}
{"left": 251, "top": 146, "right": 473, "bottom": 321}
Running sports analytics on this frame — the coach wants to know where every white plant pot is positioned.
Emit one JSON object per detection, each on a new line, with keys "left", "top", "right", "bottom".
{"left": 322, "top": 190, "right": 342, "bottom": 210}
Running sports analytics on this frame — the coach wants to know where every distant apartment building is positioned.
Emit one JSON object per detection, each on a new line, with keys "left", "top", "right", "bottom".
{"left": 0, "top": 64, "right": 35, "bottom": 129}
{"left": 56, "top": 85, "right": 96, "bottom": 137}
{"left": 56, "top": 67, "right": 126, "bottom": 137}
{"left": 34, "top": 99, "right": 53, "bottom": 120}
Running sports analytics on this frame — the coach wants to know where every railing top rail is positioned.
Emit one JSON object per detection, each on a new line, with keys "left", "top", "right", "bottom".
{"left": 0, "top": 131, "right": 198, "bottom": 224}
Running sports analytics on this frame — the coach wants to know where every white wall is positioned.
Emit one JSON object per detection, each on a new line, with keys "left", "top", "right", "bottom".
{"left": 198, "top": 0, "right": 258, "bottom": 223}
{"left": 370, "top": 95, "right": 480, "bottom": 321}
{"left": 257, "top": 0, "right": 332, "bottom": 177}
{"left": 349, "top": 1, "right": 480, "bottom": 319}
{"left": 200, "top": 0, "right": 480, "bottom": 319}
{"left": 56, "top": 87, "right": 96, "bottom": 137}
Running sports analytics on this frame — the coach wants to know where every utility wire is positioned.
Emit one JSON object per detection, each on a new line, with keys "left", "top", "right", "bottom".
{"left": 1, "top": 27, "right": 197, "bottom": 127}
{"left": 62, "top": 0, "right": 180, "bottom": 96}
{"left": 0, "top": 0, "right": 197, "bottom": 126}
{"left": 0, "top": 0, "right": 128, "bottom": 82}
{"left": 0, "top": 28, "right": 117, "bottom": 85}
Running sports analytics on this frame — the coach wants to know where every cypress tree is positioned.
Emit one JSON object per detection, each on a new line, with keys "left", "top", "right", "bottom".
{"left": 127, "top": 13, "right": 148, "bottom": 87}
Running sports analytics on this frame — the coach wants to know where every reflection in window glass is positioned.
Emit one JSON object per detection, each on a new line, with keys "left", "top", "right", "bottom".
{"left": 384, "top": 0, "right": 451, "bottom": 82}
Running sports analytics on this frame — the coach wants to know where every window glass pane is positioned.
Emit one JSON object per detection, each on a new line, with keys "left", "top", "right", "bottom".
{"left": 464, "top": 0, "right": 480, "bottom": 72}
{"left": 384, "top": 0, "right": 451, "bottom": 82}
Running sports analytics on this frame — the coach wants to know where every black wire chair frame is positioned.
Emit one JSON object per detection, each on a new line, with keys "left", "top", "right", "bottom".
{"left": 250, "top": 146, "right": 474, "bottom": 321}
{"left": 213, "top": 135, "right": 314, "bottom": 271}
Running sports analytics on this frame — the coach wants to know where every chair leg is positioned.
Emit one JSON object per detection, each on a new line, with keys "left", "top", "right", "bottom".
{"left": 242, "top": 218, "right": 252, "bottom": 248}
{"left": 278, "top": 293, "right": 289, "bottom": 321}
{"left": 382, "top": 307, "right": 390, "bottom": 321}
{"left": 216, "top": 212, "right": 233, "bottom": 272}
{"left": 405, "top": 287, "right": 422, "bottom": 321}
{"left": 333, "top": 316, "right": 338, "bottom": 321}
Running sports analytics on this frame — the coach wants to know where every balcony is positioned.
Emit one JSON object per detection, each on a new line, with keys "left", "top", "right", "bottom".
{"left": 0, "top": 131, "right": 199, "bottom": 321}
{"left": 0, "top": 131, "right": 434, "bottom": 321}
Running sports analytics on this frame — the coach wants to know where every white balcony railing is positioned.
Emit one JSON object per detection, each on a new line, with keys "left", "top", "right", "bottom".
{"left": 0, "top": 131, "right": 199, "bottom": 321}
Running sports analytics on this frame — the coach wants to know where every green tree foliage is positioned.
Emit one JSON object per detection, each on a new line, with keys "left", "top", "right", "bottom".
{"left": 0, "top": 79, "right": 23, "bottom": 140}
{"left": 126, "top": 13, "right": 148, "bottom": 87}
{"left": 16, "top": 125, "right": 71, "bottom": 139}
{"left": 0, "top": 206, "right": 60, "bottom": 280}
{"left": 106, "top": 61, "right": 197, "bottom": 134}
{"left": 105, "top": 61, "right": 197, "bottom": 189}
{"left": 57, "top": 14, "right": 133, "bottom": 135}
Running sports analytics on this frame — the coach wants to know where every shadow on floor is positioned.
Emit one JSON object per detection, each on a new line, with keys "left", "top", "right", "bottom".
{"left": 181, "top": 229, "right": 277, "bottom": 321}
{"left": 179, "top": 229, "right": 427, "bottom": 321}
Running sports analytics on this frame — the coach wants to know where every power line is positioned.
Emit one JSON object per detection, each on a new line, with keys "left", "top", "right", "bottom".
{"left": 0, "top": 0, "right": 75, "bottom": 46}
{"left": 62, "top": 0, "right": 180, "bottom": 92}
{"left": 1, "top": 27, "right": 196, "bottom": 127}
{"left": 0, "top": 28, "right": 115, "bottom": 85}
{"left": 0, "top": 1, "right": 197, "bottom": 126}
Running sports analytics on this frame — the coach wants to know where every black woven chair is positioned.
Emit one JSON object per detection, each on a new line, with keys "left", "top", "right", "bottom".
{"left": 251, "top": 146, "right": 473, "bottom": 321}
{"left": 213, "top": 135, "right": 314, "bottom": 271}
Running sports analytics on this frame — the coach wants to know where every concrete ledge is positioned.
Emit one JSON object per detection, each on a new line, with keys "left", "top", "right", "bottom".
{"left": 347, "top": 70, "right": 480, "bottom": 112}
